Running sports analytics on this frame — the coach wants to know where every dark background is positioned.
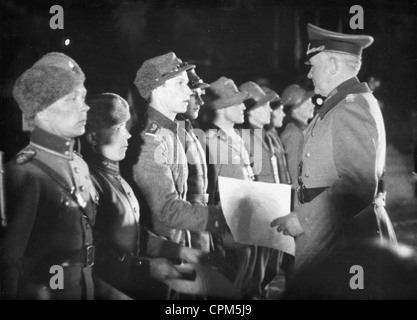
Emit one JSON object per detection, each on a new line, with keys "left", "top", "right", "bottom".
{"left": 1, "top": 0, "right": 417, "bottom": 160}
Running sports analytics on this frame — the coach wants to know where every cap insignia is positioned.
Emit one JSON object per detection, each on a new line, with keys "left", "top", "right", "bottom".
{"left": 306, "top": 43, "right": 325, "bottom": 56}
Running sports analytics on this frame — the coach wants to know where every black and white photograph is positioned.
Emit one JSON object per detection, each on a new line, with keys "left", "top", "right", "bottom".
{"left": 1, "top": 0, "right": 417, "bottom": 305}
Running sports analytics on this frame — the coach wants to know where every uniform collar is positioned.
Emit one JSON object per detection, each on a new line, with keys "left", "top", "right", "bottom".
{"left": 176, "top": 114, "right": 193, "bottom": 131}
{"left": 147, "top": 106, "right": 178, "bottom": 134}
{"left": 208, "top": 124, "right": 240, "bottom": 142}
{"left": 30, "top": 127, "right": 75, "bottom": 159}
{"left": 318, "top": 77, "right": 371, "bottom": 119}
{"left": 289, "top": 118, "right": 308, "bottom": 130}
{"left": 83, "top": 146, "right": 120, "bottom": 175}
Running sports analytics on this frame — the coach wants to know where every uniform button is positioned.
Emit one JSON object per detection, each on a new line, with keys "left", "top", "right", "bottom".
{"left": 95, "top": 195, "right": 99, "bottom": 202}
{"left": 65, "top": 141, "right": 70, "bottom": 146}
{"left": 306, "top": 152, "right": 311, "bottom": 158}
{"left": 305, "top": 173, "right": 310, "bottom": 178}
{"left": 311, "top": 132, "right": 315, "bottom": 137}
{"left": 74, "top": 167, "right": 79, "bottom": 173}
{"left": 80, "top": 185, "right": 85, "bottom": 192}
{"left": 63, "top": 200, "right": 70, "bottom": 207}
{"left": 133, "top": 207, "right": 137, "bottom": 213}
{"left": 127, "top": 192, "right": 132, "bottom": 197}
{"left": 65, "top": 151, "right": 70, "bottom": 156}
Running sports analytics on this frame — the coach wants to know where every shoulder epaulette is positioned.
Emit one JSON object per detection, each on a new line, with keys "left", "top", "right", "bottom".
{"left": 74, "top": 150, "right": 83, "bottom": 158}
{"left": 15, "top": 148, "right": 36, "bottom": 165}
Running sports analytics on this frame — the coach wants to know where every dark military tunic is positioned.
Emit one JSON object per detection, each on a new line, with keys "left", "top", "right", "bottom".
{"left": 177, "top": 116, "right": 212, "bottom": 252}
{"left": 281, "top": 120, "right": 306, "bottom": 188}
{"left": 1, "top": 127, "right": 97, "bottom": 300}
{"left": 84, "top": 148, "right": 172, "bottom": 299}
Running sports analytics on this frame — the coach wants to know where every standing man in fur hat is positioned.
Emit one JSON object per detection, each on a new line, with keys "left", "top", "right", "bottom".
{"left": 1, "top": 52, "right": 97, "bottom": 299}
{"left": 132, "top": 52, "right": 225, "bottom": 256}
{"left": 271, "top": 24, "right": 396, "bottom": 273}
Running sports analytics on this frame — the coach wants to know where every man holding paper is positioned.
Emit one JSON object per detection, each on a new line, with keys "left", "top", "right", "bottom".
{"left": 271, "top": 24, "right": 394, "bottom": 273}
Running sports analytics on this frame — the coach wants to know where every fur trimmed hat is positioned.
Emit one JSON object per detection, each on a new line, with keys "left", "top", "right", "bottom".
{"left": 13, "top": 52, "right": 85, "bottom": 119}
{"left": 134, "top": 52, "right": 195, "bottom": 100}
{"left": 86, "top": 93, "right": 130, "bottom": 133}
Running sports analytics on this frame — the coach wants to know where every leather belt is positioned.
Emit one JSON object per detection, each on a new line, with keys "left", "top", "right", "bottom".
{"left": 297, "top": 186, "right": 328, "bottom": 204}
{"left": 188, "top": 193, "right": 209, "bottom": 205}
{"left": 58, "top": 245, "right": 95, "bottom": 268}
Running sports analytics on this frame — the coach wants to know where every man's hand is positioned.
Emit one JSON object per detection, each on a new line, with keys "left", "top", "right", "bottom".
{"left": 149, "top": 258, "right": 181, "bottom": 282}
{"left": 270, "top": 212, "right": 304, "bottom": 237}
{"left": 178, "top": 246, "right": 203, "bottom": 264}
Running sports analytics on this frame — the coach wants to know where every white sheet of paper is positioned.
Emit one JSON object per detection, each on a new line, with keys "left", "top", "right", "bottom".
{"left": 218, "top": 176, "right": 295, "bottom": 256}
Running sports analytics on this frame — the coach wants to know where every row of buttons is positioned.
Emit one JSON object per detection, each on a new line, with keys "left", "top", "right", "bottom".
{"left": 302, "top": 129, "right": 315, "bottom": 178}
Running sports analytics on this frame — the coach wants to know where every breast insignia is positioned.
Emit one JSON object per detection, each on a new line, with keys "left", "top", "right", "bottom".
{"left": 146, "top": 121, "right": 161, "bottom": 136}
{"left": 15, "top": 148, "right": 36, "bottom": 164}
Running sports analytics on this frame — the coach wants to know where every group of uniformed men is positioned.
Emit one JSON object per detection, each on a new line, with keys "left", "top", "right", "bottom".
{"left": 0, "top": 23, "right": 396, "bottom": 300}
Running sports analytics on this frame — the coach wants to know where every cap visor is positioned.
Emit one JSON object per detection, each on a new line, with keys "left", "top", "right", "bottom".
{"left": 163, "top": 63, "right": 196, "bottom": 82}
{"left": 195, "top": 82, "right": 211, "bottom": 89}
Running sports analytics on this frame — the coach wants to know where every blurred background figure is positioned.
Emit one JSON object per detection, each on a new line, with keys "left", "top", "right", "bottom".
{"left": 239, "top": 81, "right": 292, "bottom": 299}
{"left": 280, "top": 84, "right": 315, "bottom": 201}
{"left": 204, "top": 76, "right": 255, "bottom": 298}
{"left": 176, "top": 68, "right": 213, "bottom": 254}
{"left": 367, "top": 75, "right": 384, "bottom": 110}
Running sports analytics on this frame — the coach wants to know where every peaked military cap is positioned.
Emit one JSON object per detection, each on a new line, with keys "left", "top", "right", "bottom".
{"left": 187, "top": 68, "right": 210, "bottom": 90}
{"left": 306, "top": 23, "right": 374, "bottom": 61}
{"left": 134, "top": 52, "right": 195, "bottom": 100}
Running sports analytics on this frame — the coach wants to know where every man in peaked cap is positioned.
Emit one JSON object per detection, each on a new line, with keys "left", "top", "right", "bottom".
{"left": 2, "top": 52, "right": 97, "bottom": 300}
{"left": 176, "top": 68, "right": 213, "bottom": 254}
{"left": 131, "top": 53, "right": 226, "bottom": 276}
{"left": 271, "top": 24, "right": 396, "bottom": 280}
